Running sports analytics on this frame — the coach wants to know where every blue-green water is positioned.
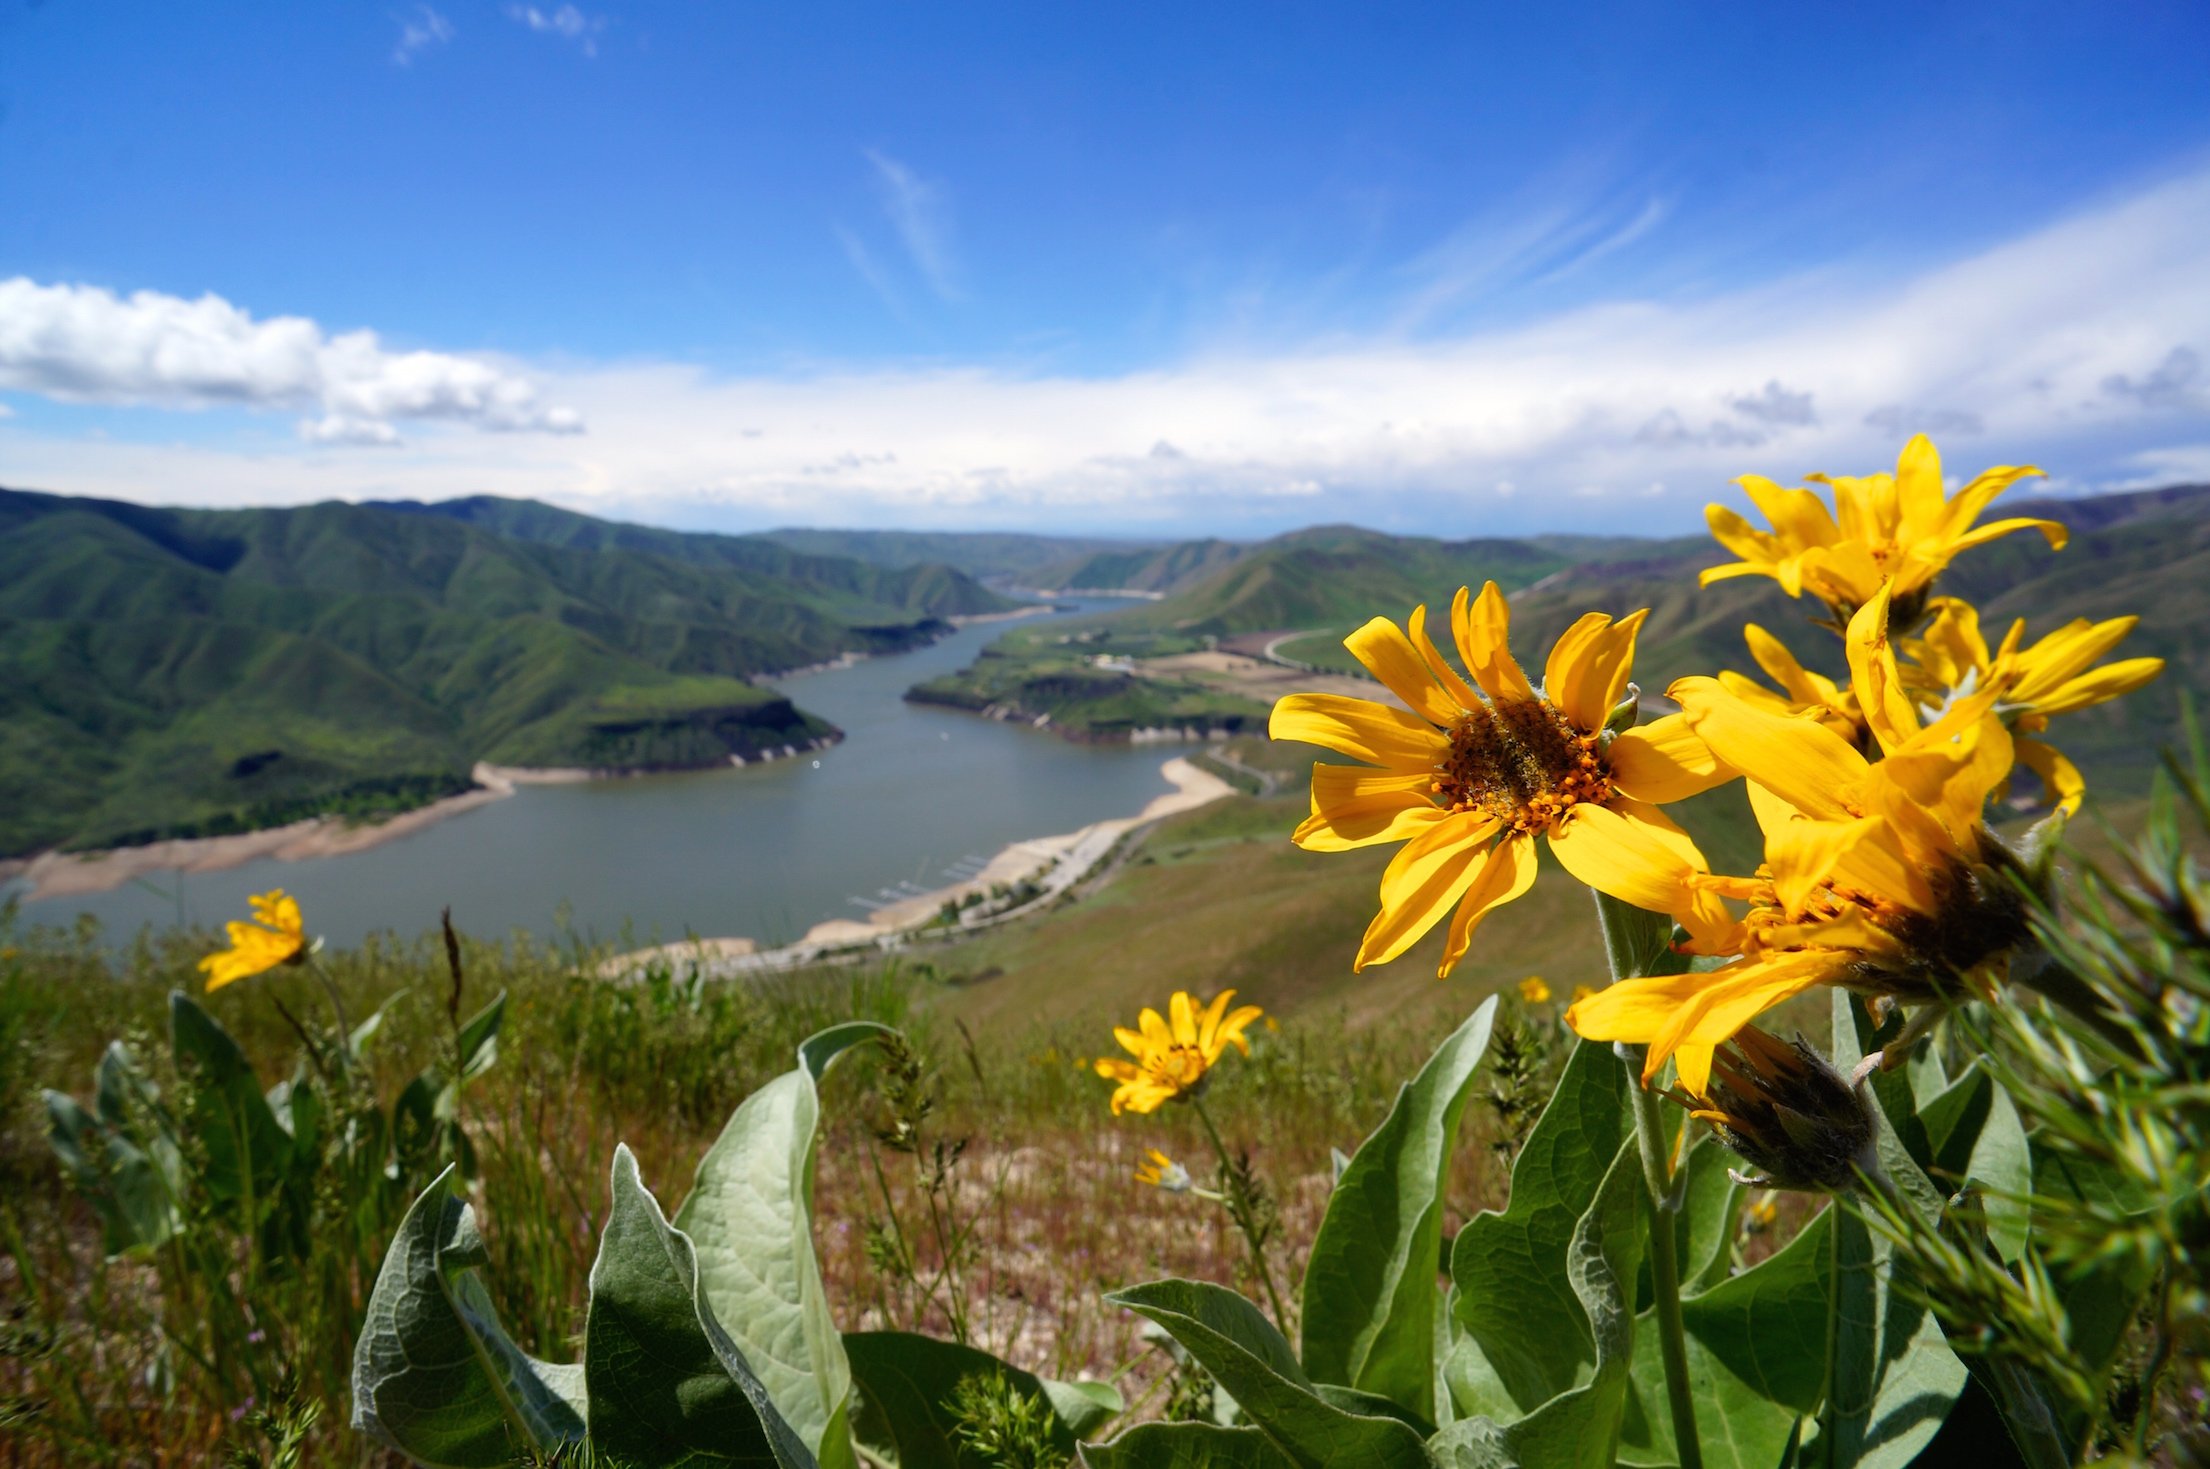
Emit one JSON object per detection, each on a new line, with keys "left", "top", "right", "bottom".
{"left": 8, "top": 602, "right": 1176, "bottom": 951}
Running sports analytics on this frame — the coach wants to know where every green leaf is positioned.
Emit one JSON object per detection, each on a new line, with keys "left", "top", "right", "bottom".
{"left": 1300, "top": 996, "right": 1497, "bottom": 1421}
{"left": 350, "top": 1166, "right": 586, "bottom": 1467}
{"left": 674, "top": 1021, "right": 890, "bottom": 1465}
{"left": 843, "top": 1330, "right": 1120, "bottom": 1467}
{"left": 1107, "top": 1279, "right": 1432, "bottom": 1469}
{"left": 1448, "top": 1037, "right": 1629, "bottom": 1412}
{"left": 1914, "top": 1062, "right": 2032, "bottom": 1264}
{"left": 453, "top": 989, "right": 506, "bottom": 1082}
{"left": 169, "top": 990, "right": 292, "bottom": 1206}
{"left": 585, "top": 1145, "right": 817, "bottom": 1469}
{"left": 1433, "top": 1137, "right": 1647, "bottom": 1469}
{"left": 1079, "top": 1422, "right": 1295, "bottom": 1468}
{"left": 1622, "top": 1208, "right": 1833, "bottom": 1468}
{"left": 1674, "top": 1131, "right": 1746, "bottom": 1295}
{"left": 1814, "top": 989, "right": 1969, "bottom": 1469}
{"left": 43, "top": 1088, "right": 181, "bottom": 1254}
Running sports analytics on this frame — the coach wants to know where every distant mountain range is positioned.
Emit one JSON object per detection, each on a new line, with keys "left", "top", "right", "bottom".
{"left": 5, "top": 480, "right": 2199, "bottom": 861}
{"left": 0, "top": 490, "right": 1012, "bottom": 858}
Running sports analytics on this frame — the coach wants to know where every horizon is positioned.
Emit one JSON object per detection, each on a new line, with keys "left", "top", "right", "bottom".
{"left": 4, "top": 4, "right": 2209, "bottom": 536}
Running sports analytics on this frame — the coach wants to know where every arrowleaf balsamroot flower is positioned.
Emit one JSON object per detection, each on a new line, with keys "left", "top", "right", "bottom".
{"left": 1671, "top": 1025, "right": 1877, "bottom": 1193}
{"left": 1701, "top": 434, "right": 2065, "bottom": 627}
{"left": 1094, "top": 989, "right": 1263, "bottom": 1115}
{"left": 1272, "top": 582, "right": 1735, "bottom": 978}
{"left": 1569, "top": 587, "right": 2031, "bottom": 1091}
{"left": 1133, "top": 1149, "right": 1195, "bottom": 1193}
{"left": 199, "top": 889, "right": 311, "bottom": 992}
{"left": 1902, "top": 596, "right": 2165, "bottom": 817}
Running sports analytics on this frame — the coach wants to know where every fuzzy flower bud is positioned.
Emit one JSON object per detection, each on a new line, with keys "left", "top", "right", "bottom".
{"left": 1672, "top": 1026, "right": 1879, "bottom": 1193}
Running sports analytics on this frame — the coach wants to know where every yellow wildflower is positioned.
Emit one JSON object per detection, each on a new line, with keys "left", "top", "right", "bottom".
{"left": 1745, "top": 1192, "right": 1780, "bottom": 1234}
{"left": 199, "top": 889, "right": 311, "bottom": 992}
{"left": 1518, "top": 976, "right": 1552, "bottom": 1004}
{"left": 1571, "top": 984, "right": 1597, "bottom": 1005}
{"left": 1702, "top": 434, "right": 2064, "bottom": 626}
{"left": 1094, "top": 989, "right": 1263, "bottom": 1115}
{"left": 1714, "top": 624, "right": 1868, "bottom": 749}
{"left": 1271, "top": 582, "right": 1735, "bottom": 978}
{"left": 1902, "top": 597, "right": 2164, "bottom": 816}
{"left": 1133, "top": 1149, "right": 1195, "bottom": 1193}
{"left": 1569, "top": 588, "right": 2025, "bottom": 1091}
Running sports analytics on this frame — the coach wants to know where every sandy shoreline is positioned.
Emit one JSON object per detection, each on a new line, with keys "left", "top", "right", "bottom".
{"left": 598, "top": 755, "right": 1235, "bottom": 979}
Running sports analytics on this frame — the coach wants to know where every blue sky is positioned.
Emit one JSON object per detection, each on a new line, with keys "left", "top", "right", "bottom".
{"left": 3, "top": 1, "right": 2208, "bottom": 536}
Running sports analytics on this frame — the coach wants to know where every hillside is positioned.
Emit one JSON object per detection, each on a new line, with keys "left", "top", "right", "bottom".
{"left": 913, "top": 483, "right": 2209, "bottom": 797}
{"left": 1026, "top": 536, "right": 1247, "bottom": 593}
{"left": 749, "top": 527, "right": 1159, "bottom": 585}
{"left": 0, "top": 489, "right": 1012, "bottom": 858}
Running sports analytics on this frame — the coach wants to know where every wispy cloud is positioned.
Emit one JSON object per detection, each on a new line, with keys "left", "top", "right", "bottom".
{"left": 0, "top": 278, "right": 583, "bottom": 441}
{"left": 506, "top": 3, "right": 605, "bottom": 58}
{"left": 391, "top": 5, "right": 453, "bottom": 66}
{"left": 9, "top": 165, "right": 2210, "bottom": 531}
{"left": 834, "top": 225, "right": 913, "bottom": 324}
{"left": 864, "top": 149, "right": 960, "bottom": 301}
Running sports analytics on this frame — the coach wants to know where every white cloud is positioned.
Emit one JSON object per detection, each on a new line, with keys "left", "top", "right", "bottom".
{"left": 300, "top": 415, "right": 403, "bottom": 448}
{"left": 0, "top": 278, "right": 584, "bottom": 439}
{"left": 10, "top": 166, "right": 2210, "bottom": 533}
{"left": 865, "top": 150, "right": 959, "bottom": 301}
{"left": 507, "top": 4, "right": 605, "bottom": 57}
{"left": 391, "top": 5, "right": 453, "bottom": 66}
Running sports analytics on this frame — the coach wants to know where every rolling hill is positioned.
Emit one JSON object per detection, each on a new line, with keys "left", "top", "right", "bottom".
{"left": 0, "top": 489, "right": 1015, "bottom": 858}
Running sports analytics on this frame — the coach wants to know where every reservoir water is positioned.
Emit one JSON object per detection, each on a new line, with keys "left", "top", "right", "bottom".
{"left": 9, "top": 601, "right": 1179, "bottom": 951}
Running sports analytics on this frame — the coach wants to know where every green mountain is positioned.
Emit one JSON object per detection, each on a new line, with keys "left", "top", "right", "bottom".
{"left": 0, "top": 489, "right": 1013, "bottom": 858}
{"left": 748, "top": 527, "right": 1159, "bottom": 584}
{"left": 1026, "top": 536, "right": 1247, "bottom": 593}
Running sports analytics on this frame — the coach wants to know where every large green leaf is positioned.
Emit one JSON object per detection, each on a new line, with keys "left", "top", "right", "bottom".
{"left": 674, "top": 1021, "right": 890, "bottom": 1465}
{"left": 1301, "top": 996, "right": 1497, "bottom": 1421}
{"left": 350, "top": 1166, "right": 587, "bottom": 1467}
{"left": 1913, "top": 1061, "right": 2032, "bottom": 1263}
{"left": 1433, "top": 1137, "right": 1647, "bottom": 1469}
{"left": 1108, "top": 1279, "right": 1432, "bottom": 1469}
{"left": 1079, "top": 1422, "right": 1295, "bottom": 1467}
{"left": 584, "top": 1145, "right": 816, "bottom": 1469}
{"left": 1812, "top": 989, "right": 1968, "bottom": 1469}
{"left": 169, "top": 990, "right": 293, "bottom": 1205}
{"left": 1621, "top": 1208, "right": 1833, "bottom": 1468}
{"left": 1448, "top": 1037, "right": 1629, "bottom": 1412}
{"left": 1674, "top": 1131, "right": 1746, "bottom": 1295}
{"left": 843, "top": 1330, "right": 1123, "bottom": 1467}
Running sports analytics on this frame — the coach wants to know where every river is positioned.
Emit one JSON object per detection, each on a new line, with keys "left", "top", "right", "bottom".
{"left": 7, "top": 601, "right": 1180, "bottom": 951}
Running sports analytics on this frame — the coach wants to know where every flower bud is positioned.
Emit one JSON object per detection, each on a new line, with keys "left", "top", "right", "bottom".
{"left": 1674, "top": 1026, "right": 1878, "bottom": 1193}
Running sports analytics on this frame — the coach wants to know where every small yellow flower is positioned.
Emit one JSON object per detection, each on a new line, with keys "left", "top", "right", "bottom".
{"left": 1571, "top": 984, "right": 1598, "bottom": 1005}
{"left": 1271, "top": 582, "right": 1735, "bottom": 979}
{"left": 1133, "top": 1149, "right": 1195, "bottom": 1193}
{"left": 1900, "top": 597, "right": 2164, "bottom": 816}
{"left": 1094, "top": 990, "right": 1264, "bottom": 1115}
{"left": 1518, "top": 976, "right": 1552, "bottom": 1004}
{"left": 1570, "top": 587, "right": 2027, "bottom": 1091}
{"left": 199, "top": 889, "right": 310, "bottom": 992}
{"left": 1702, "top": 434, "right": 2064, "bottom": 626}
{"left": 1263, "top": 1014, "right": 1281, "bottom": 1033}
{"left": 1746, "top": 1193, "right": 1780, "bottom": 1233}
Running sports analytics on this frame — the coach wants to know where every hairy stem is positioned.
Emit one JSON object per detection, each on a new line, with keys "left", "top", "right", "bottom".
{"left": 1192, "top": 1094, "right": 1293, "bottom": 1333}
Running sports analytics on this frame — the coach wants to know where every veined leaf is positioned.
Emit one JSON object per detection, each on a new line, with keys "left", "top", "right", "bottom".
{"left": 169, "top": 990, "right": 292, "bottom": 1205}
{"left": 1433, "top": 1137, "right": 1646, "bottom": 1469}
{"left": 843, "top": 1330, "right": 1123, "bottom": 1467}
{"left": 1448, "top": 1037, "right": 1628, "bottom": 1412}
{"left": 350, "top": 1166, "right": 586, "bottom": 1467}
{"left": 1079, "top": 1422, "right": 1295, "bottom": 1467}
{"left": 1108, "top": 1278, "right": 1431, "bottom": 1469}
{"left": 1301, "top": 996, "right": 1497, "bottom": 1421}
{"left": 1810, "top": 989, "right": 1968, "bottom": 1469}
{"left": 585, "top": 1145, "right": 816, "bottom": 1469}
{"left": 674, "top": 1021, "right": 890, "bottom": 1465}
{"left": 1914, "top": 1061, "right": 2032, "bottom": 1264}
{"left": 1674, "top": 1130, "right": 1746, "bottom": 1295}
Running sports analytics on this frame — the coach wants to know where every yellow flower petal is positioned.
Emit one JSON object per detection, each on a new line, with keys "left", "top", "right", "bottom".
{"left": 1270, "top": 693, "right": 1447, "bottom": 769}
{"left": 1437, "top": 832, "right": 1539, "bottom": 977}
{"left": 1544, "top": 800, "right": 1701, "bottom": 918}
{"left": 1357, "top": 810, "right": 1503, "bottom": 971}
{"left": 1545, "top": 610, "right": 1646, "bottom": 732}
{"left": 2014, "top": 736, "right": 2085, "bottom": 817}
{"left": 1295, "top": 800, "right": 1449, "bottom": 852}
{"left": 1451, "top": 583, "right": 1536, "bottom": 703}
{"left": 1408, "top": 603, "right": 1485, "bottom": 712}
{"left": 1673, "top": 677, "right": 1865, "bottom": 821}
{"left": 1345, "top": 615, "right": 1465, "bottom": 726}
{"left": 1845, "top": 583, "right": 1921, "bottom": 755}
{"left": 1606, "top": 713, "right": 1733, "bottom": 804}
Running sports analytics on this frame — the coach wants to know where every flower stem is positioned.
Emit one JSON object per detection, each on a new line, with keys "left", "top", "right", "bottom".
{"left": 1593, "top": 889, "right": 1705, "bottom": 1469}
{"left": 1191, "top": 1094, "right": 1292, "bottom": 1334}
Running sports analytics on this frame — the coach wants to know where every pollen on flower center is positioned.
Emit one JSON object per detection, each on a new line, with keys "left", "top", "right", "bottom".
{"left": 1432, "top": 697, "right": 1614, "bottom": 834}
{"left": 1152, "top": 1046, "right": 1208, "bottom": 1088}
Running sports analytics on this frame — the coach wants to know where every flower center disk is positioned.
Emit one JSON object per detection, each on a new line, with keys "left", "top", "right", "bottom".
{"left": 1433, "top": 697, "right": 1613, "bottom": 834}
